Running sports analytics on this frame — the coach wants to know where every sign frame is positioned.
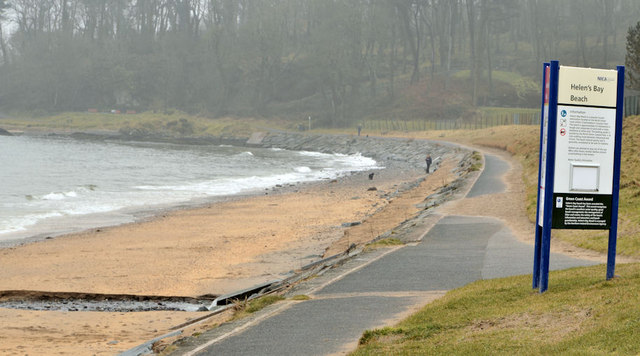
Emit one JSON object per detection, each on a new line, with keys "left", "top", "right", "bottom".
{"left": 533, "top": 61, "right": 625, "bottom": 292}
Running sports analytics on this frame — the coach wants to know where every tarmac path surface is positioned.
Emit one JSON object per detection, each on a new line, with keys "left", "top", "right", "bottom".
{"left": 171, "top": 152, "right": 597, "bottom": 356}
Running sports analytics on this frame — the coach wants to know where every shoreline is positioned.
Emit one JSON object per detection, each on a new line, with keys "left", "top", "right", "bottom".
{"left": 0, "top": 130, "right": 453, "bottom": 249}
{"left": 0, "top": 130, "right": 262, "bottom": 248}
{"left": 0, "top": 131, "right": 465, "bottom": 296}
{"left": 0, "top": 176, "right": 334, "bottom": 250}
{"left": 0, "top": 160, "right": 445, "bottom": 296}
{"left": 0, "top": 130, "right": 471, "bottom": 355}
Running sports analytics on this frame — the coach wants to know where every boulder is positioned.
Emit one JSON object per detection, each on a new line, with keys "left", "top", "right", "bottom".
{"left": 0, "top": 128, "right": 13, "bottom": 136}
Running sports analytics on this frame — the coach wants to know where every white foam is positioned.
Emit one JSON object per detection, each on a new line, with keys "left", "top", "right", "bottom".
{"left": 0, "top": 212, "right": 64, "bottom": 235}
{"left": 61, "top": 203, "right": 122, "bottom": 216}
{"left": 42, "top": 191, "right": 78, "bottom": 200}
{"left": 330, "top": 152, "right": 378, "bottom": 168}
{"left": 133, "top": 151, "right": 378, "bottom": 199}
{"left": 298, "top": 150, "right": 330, "bottom": 158}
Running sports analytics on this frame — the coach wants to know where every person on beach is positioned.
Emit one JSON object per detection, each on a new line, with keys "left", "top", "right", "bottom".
{"left": 425, "top": 154, "right": 432, "bottom": 173}
{"left": 357, "top": 124, "right": 362, "bottom": 136}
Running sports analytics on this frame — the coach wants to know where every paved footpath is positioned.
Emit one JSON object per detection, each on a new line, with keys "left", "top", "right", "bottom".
{"left": 170, "top": 153, "right": 596, "bottom": 356}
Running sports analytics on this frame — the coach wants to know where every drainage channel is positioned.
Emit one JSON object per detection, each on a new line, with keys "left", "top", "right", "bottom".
{"left": 0, "top": 291, "right": 215, "bottom": 312}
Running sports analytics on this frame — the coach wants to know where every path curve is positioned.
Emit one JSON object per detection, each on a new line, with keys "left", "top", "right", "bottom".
{"left": 165, "top": 150, "right": 598, "bottom": 356}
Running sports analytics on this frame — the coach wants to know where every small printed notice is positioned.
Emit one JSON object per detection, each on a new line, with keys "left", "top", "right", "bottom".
{"left": 552, "top": 194, "right": 612, "bottom": 229}
{"left": 567, "top": 110, "right": 613, "bottom": 158}
{"left": 554, "top": 106, "right": 615, "bottom": 195}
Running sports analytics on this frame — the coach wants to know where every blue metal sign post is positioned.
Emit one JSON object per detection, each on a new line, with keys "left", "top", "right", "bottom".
{"left": 534, "top": 61, "right": 560, "bottom": 293}
{"left": 532, "top": 62, "right": 549, "bottom": 290}
{"left": 607, "top": 66, "right": 625, "bottom": 279}
{"left": 533, "top": 61, "right": 624, "bottom": 292}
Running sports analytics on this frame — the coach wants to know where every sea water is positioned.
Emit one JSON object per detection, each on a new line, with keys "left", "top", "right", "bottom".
{"left": 0, "top": 135, "right": 379, "bottom": 244}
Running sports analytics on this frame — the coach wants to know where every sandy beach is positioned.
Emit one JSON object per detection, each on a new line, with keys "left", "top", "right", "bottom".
{"left": 0, "top": 140, "right": 461, "bottom": 355}
{"left": 1, "top": 129, "right": 623, "bottom": 355}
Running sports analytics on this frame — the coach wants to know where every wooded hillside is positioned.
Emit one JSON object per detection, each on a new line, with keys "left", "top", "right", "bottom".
{"left": 0, "top": 1, "right": 638, "bottom": 126}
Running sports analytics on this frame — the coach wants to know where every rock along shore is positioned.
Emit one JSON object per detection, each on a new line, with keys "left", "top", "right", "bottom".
{"left": 256, "top": 131, "right": 456, "bottom": 170}
{"left": 52, "top": 128, "right": 460, "bottom": 171}
{"left": 255, "top": 130, "right": 475, "bottom": 243}
{"left": 110, "top": 129, "right": 473, "bottom": 210}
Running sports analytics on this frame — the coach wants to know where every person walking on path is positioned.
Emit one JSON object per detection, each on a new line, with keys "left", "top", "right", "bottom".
{"left": 425, "top": 154, "right": 432, "bottom": 173}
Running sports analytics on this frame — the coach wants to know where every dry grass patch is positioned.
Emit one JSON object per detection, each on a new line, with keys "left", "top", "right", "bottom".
{"left": 465, "top": 309, "right": 591, "bottom": 343}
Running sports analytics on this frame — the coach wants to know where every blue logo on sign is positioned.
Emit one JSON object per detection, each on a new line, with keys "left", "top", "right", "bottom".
{"left": 561, "top": 110, "right": 567, "bottom": 117}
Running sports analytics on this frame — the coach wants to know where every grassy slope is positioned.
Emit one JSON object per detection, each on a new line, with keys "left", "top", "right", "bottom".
{"left": 352, "top": 120, "right": 640, "bottom": 355}
{"left": 354, "top": 263, "right": 640, "bottom": 355}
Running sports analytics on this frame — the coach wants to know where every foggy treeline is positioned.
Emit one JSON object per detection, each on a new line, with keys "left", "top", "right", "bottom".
{"left": 0, "top": 0, "right": 639, "bottom": 125}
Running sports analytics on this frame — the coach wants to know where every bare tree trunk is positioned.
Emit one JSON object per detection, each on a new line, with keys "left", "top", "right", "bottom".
{"left": 444, "top": 1, "right": 454, "bottom": 90}
{"left": 486, "top": 23, "right": 492, "bottom": 100}
{"left": 0, "top": 23, "right": 7, "bottom": 64}
{"left": 412, "top": 4, "right": 422, "bottom": 84}
{"left": 466, "top": 0, "right": 477, "bottom": 106}
{"left": 602, "top": 0, "right": 613, "bottom": 66}
{"left": 579, "top": 10, "right": 588, "bottom": 67}
{"left": 397, "top": 1, "right": 420, "bottom": 84}
{"left": 480, "top": 0, "right": 492, "bottom": 101}
{"left": 388, "top": 22, "right": 397, "bottom": 100}
{"left": 429, "top": 30, "right": 436, "bottom": 81}
{"left": 446, "top": 1, "right": 454, "bottom": 72}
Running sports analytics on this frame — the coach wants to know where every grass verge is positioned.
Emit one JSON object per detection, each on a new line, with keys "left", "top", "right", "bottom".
{"left": 353, "top": 263, "right": 640, "bottom": 355}
{"left": 231, "top": 295, "right": 285, "bottom": 321}
{"left": 365, "top": 238, "right": 404, "bottom": 251}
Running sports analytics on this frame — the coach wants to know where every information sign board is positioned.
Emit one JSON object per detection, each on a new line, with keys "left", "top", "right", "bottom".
{"left": 552, "top": 66, "right": 618, "bottom": 229}
{"left": 533, "top": 61, "right": 624, "bottom": 292}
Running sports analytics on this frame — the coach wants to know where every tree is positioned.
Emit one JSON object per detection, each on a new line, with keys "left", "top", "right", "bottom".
{"left": 395, "top": 0, "right": 424, "bottom": 84}
{"left": 626, "top": 21, "right": 640, "bottom": 90}
{"left": 1, "top": 0, "right": 640, "bottom": 117}
{"left": 466, "top": 0, "right": 477, "bottom": 105}
{"left": 0, "top": 0, "right": 8, "bottom": 64}
{"left": 601, "top": 0, "right": 614, "bottom": 67}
